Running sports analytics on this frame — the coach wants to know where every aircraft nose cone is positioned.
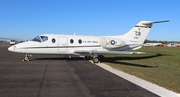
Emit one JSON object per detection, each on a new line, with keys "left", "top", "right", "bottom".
{"left": 8, "top": 46, "right": 15, "bottom": 52}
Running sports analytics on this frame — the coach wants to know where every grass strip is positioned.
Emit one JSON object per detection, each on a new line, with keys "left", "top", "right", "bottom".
{"left": 101, "top": 47, "right": 180, "bottom": 93}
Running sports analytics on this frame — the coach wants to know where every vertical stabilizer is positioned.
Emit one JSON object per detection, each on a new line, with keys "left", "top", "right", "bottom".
{"left": 119, "top": 20, "right": 169, "bottom": 44}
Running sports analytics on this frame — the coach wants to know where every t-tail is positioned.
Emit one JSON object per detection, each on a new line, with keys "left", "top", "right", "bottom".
{"left": 119, "top": 20, "right": 169, "bottom": 50}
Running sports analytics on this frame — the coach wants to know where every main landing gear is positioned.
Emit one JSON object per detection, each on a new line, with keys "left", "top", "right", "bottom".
{"left": 84, "top": 55, "right": 100, "bottom": 63}
{"left": 92, "top": 57, "right": 99, "bottom": 63}
{"left": 84, "top": 56, "right": 91, "bottom": 60}
{"left": 22, "top": 54, "right": 31, "bottom": 61}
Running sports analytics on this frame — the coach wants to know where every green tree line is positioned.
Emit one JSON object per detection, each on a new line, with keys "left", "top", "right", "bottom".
{"left": 144, "top": 39, "right": 180, "bottom": 44}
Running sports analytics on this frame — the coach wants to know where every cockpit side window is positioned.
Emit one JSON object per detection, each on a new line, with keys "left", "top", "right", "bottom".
{"left": 40, "top": 36, "right": 48, "bottom": 42}
{"left": 31, "top": 36, "right": 42, "bottom": 42}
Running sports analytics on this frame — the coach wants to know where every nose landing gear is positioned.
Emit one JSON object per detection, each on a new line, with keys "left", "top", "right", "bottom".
{"left": 22, "top": 54, "right": 31, "bottom": 61}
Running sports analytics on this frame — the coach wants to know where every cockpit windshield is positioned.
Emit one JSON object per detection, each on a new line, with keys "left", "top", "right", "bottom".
{"left": 31, "top": 36, "right": 48, "bottom": 42}
{"left": 32, "top": 36, "right": 42, "bottom": 42}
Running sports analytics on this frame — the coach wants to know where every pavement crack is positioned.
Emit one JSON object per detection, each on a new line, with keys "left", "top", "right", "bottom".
{"left": 37, "top": 61, "right": 49, "bottom": 97}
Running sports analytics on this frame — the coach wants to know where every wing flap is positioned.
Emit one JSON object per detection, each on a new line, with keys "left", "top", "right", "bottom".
{"left": 74, "top": 50, "right": 146, "bottom": 55}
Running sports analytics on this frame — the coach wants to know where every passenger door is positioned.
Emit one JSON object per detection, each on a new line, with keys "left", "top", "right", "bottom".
{"left": 58, "top": 37, "right": 67, "bottom": 53}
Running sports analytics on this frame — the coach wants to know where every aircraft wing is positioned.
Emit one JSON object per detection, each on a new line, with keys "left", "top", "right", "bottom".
{"left": 74, "top": 50, "right": 146, "bottom": 55}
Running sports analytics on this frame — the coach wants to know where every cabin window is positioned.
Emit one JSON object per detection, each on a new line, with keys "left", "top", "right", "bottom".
{"left": 40, "top": 36, "right": 48, "bottom": 42}
{"left": 52, "top": 38, "right": 56, "bottom": 43}
{"left": 70, "top": 39, "right": 74, "bottom": 44}
{"left": 78, "top": 39, "right": 82, "bottom": 44}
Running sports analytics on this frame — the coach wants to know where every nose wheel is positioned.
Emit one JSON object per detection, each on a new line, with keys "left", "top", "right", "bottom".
{"left": 22, "top": 54, "right": 31, "bottom": 61}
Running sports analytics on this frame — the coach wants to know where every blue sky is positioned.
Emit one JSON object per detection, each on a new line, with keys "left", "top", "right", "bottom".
{"left": 0, "top": 0, "right": 179, "bottom": 41}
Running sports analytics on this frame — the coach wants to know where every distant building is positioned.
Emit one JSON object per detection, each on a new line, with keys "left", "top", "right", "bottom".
{"left": 161, "top": 44, "right": 167, "bottom": 47}
{"left": 143, "top": 43, "right": 162, "bottom": 46}
{"left": 167, "top": 43, "right": 180, "bottom": 47}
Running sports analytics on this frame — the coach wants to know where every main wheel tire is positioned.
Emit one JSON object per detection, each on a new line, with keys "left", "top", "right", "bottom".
{"left": 93, "top": 57, "right": 99, "bottom": 63}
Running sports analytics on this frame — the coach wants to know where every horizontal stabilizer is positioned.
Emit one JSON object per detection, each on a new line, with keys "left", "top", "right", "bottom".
{"left": 142, "top": 20, "right": 170, "bottom": 25}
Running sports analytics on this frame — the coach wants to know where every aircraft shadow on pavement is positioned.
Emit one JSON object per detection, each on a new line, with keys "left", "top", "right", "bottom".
{"left": 33, "top": 57, "right": 84, "bottom": 61}
{"left": 31, "top": 54, "right": 168, "bottom": 68}
{"left": 99, "top": 54, "right": 168, "bottom": 68}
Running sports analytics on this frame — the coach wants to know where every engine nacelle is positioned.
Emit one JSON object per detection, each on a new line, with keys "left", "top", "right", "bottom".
{"left": 99, "top": 38, "right": 126, "bottom": 49}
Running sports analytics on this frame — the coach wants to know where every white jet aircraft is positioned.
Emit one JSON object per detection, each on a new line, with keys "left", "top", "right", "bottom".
{"left": 8, "top": 20, "right": 169, "bottom": 63}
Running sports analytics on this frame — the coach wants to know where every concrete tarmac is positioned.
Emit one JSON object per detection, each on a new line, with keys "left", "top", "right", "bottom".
{"left": 0, "top": 45, "right": 159, "bottom": 97}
